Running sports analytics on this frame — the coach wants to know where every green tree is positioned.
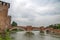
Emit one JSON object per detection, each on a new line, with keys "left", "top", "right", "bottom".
{"left": 11, "top": 21, "right": 17, "bottom": 26}
{"left": 48, "top": 24, "right": 60, "bottom": 29}
{"left": 49, "top": 25, "right": 54, "bottom": 28}
{"left": 56, "top": 24, "right": 60, "bottom": 29}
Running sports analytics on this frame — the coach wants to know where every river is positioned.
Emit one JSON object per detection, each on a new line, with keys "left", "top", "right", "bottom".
{"left": 10, "top": 31, "right": 60, "bottom": 40}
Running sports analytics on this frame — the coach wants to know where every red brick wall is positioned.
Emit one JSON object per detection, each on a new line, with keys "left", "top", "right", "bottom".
{"left": 0, "top": 1, "right": 10, "bottom": 31}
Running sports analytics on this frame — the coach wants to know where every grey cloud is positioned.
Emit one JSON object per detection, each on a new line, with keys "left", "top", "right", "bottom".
{"left": 1, "top": 0, "right": 60, "bottom": 27}
{"left": 32, "top": 0, "right": 60, "bottom": 5}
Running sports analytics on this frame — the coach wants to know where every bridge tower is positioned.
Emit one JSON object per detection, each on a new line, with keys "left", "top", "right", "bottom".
{"left": 26, "top": 26, "right": 32, "bottom": 32}
{"left": 0, "top": 1, "right": 10, "bottom": 32}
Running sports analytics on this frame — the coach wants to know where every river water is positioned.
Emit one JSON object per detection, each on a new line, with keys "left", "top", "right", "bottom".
{"left": 10, "top": 31, "right": 60, "bottom": 40}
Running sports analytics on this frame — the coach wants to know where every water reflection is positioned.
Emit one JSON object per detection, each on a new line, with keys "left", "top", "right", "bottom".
{"left": 10, "top": 31, "right": 60, "bottom": 40}
{"left": 24, "top": 32, "right": 34, "bottom": 37}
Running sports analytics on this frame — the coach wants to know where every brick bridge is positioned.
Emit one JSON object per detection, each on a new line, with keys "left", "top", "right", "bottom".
{"left": 9, "top": 26, "right": 45, "bottom": 31}
{"left": 9, "top": 26, "right": 60, "bottom": 34}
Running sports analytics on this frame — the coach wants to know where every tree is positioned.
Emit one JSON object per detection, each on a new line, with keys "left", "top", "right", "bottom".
{"left": 56, "top": 24, "right": 60, "bottom": 29}
{"left": 48, "top": 25, "right": 54, "bottom": 28}
{"left": 11, "top": 21, "right": 17, "bottom": 26}
{"left": 48, "top": 24, "right": 60, "bottom": 29}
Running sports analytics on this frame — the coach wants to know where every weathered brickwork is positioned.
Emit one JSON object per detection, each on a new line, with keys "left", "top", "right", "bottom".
{"left": 0, "top": 1, "right": 10, "bottom": 32}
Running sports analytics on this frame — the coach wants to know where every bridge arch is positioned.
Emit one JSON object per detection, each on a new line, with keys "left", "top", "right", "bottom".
{"left": 9, "top": 27, "right": 26, "bottom": 31}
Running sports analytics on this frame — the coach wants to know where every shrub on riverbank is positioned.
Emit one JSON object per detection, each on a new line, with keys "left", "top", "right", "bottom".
{"left": 0, "top": 35, "right": 3, "bottom": 40}
{"left": 0, "top": 30, "right": 12, "bottom": 40}
{"left": 5, "top": 32, "right": 11, "bottom": 40}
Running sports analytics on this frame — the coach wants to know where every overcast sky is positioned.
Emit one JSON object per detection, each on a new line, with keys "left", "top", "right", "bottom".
{"left": 1, "top": 0, "right": 60, "bottom": 27}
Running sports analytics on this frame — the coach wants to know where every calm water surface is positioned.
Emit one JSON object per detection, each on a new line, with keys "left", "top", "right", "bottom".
{"left": 10, "top": 31, "right": 60, "bottom": 40}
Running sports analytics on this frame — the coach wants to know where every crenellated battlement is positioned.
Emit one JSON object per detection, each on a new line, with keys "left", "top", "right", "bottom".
{"left": 0, "top": 1, "right": 10, "bottom": 8}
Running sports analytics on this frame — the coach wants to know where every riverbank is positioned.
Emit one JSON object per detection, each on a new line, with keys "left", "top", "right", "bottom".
{"left": 0, "top": 31, "right": 11, "bottom": 40}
